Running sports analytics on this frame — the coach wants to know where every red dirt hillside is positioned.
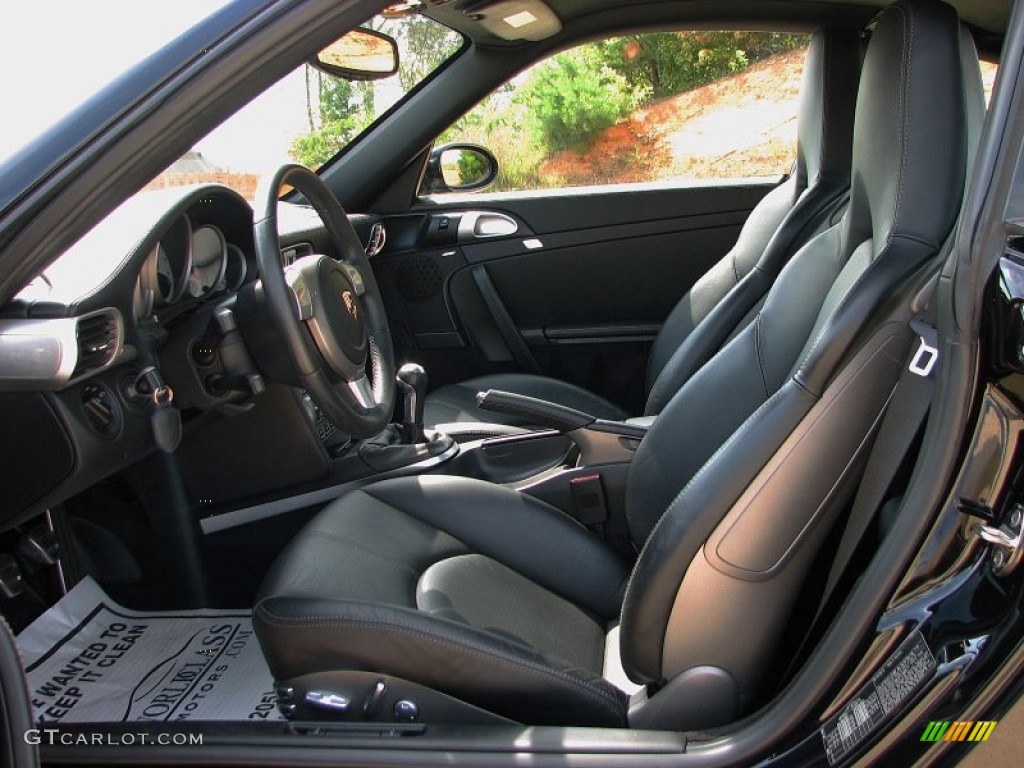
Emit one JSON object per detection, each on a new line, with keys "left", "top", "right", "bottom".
{"left": 541, "top": 47, "right": 807, "bottom": 186}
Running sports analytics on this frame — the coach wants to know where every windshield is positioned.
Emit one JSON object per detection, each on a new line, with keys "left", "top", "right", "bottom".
{"left": 146, "top": 10, "right": 462, "bottom": 200}
{"left": 0, "top": 0, "right": 232, "bottom": 167}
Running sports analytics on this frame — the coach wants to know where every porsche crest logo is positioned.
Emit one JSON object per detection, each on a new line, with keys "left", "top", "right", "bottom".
{"left": 342, "top": 290, "right": 358, "bottom": 321}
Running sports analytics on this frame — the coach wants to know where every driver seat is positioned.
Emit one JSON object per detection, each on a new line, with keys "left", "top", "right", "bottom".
{"left": 255, "top": 0, "right": 975, "bottom": 729}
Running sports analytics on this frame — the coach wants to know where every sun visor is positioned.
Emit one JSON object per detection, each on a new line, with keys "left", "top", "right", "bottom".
{"left": 462, "top": 0, "right": 562, "bottom": 41}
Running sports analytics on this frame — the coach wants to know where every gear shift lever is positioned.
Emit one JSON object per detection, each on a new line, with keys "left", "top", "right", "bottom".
{"left": 396, "top": 363, "right": 427, "bottom": 444}
{"left": 361, "top": 364, "right": 452, "bottom": 471}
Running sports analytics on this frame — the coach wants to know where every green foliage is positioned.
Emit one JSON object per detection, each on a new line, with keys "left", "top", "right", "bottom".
{"left": 289, "top": 12, "right": 461, "bottom": 168}
{"left": 290, "top": 75, "right": 373, "bottom": 168}
{"left": 317, "top": 78, "right": 373, "bottom": 122}
{"left": 455, "top": 150, "right": 489, "bottom": 186}
{"left": 518, "top": 47, "right": 643, "bottom": 153}
{"left": 440, "top": 90, "right": 544, "bottom": 191}
{"left": 435, "top": 31, "right": 807, "bottom": 193}
{"left": 290, "top": 116, "right": 363, "bottom": 168}
{"left": 391, "top": 15, "right": 463, "bottom": 91}
{"left": 596, "top": 31, "right": 805, "bottom": 101}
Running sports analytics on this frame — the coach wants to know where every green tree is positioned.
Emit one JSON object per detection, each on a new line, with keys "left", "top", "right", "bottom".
{"left": 519, "top": 46, "right": 643, "bottom": 153}
{"left": 455, "top": 149, "right": 488, "bottom": 185}
{"left": 290, "top": 71, "right": 374, "bottom": 168}
{"left": 433, "top": 30, "right": 808, "bottom": 194}
{"left": 391, "top": 15, "right": 462, "bottom": 91}
{"left": 290, "top": 12, "right": 461, "bottom": 168}
{"left": 596, "top": 31, "right": 805, "bottom": 102}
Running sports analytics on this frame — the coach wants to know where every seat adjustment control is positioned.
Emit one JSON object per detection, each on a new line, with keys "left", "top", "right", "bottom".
{"left": 364, "top": 679, "right": 387, "bottom": 719}
{"left": 393, "top": 699, "right": 418, "bottom": 722}
{"left": 305, "top": 690, "right": 351, "bottom": 713}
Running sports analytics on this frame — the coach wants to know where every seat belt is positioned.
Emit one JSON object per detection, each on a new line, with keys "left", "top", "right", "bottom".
{"left": 815, "top": 313, "right": 939, "bottom": 621}
{"left": 780, "top": 311, "right": 939, "bottom": 687}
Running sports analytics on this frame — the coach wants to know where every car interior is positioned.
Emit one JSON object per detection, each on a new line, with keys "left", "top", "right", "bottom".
{"left": 0, "top": 0, "right": 1009, "bottom": 746}
{"left": 423, "top": 25, "right": 861, "bottom": 433}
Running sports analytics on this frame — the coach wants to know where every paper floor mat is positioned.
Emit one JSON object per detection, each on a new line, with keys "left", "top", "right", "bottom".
{"left": 16, "top": 577, "right": 283, "bottom": 724}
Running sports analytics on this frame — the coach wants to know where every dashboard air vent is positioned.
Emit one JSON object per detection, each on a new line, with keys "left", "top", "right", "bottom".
{"left": 73, "top": 310, "right": 121, "bottom": 379}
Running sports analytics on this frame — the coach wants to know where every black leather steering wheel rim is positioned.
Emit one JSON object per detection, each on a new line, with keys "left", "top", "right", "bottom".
{"left": 253, "top": 164, "right": 395, "bottom": 438}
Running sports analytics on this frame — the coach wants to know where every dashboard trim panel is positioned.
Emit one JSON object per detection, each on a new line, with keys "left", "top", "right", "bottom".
{"left": 199, "top": 440, "right": 459, "bottom": 534}
{"left": 0, "top": 307, "right": 130, "bottom": 391}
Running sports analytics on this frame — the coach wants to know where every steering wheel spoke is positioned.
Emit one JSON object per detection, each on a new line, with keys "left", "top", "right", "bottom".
{"left": 284, "top": 263, "right": 315, "bottom": 320}
{"left": 346, "top": 375, "right": 377, "bottom": 410}
{"left": 340, "top": 263, "right": 366, "bottom": 296}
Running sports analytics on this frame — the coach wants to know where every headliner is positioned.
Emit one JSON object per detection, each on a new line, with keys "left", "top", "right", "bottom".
{"left": 426, "top": 0, "right": 1010, "bottom": 50}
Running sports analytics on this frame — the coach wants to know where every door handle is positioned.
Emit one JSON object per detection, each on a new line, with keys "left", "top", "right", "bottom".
{"left": 458, "top": 212, "right": 518, "bottom": 239}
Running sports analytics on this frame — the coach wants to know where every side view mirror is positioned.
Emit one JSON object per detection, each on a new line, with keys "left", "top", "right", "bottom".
{"left": 422, "top": 144, "right": 499, "bottom": 194}
{"left": 311, "top": 28, "right": 399, "bottom": 81}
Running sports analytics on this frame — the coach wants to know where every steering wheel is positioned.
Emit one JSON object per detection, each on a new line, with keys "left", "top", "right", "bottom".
{"left": 253, "top": 164, "right": 395, "bottom": 438}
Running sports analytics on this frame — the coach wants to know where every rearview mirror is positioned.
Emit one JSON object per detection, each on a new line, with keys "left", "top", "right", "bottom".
{"left": 311, "top": 28, "right": 399, "bottom": 81}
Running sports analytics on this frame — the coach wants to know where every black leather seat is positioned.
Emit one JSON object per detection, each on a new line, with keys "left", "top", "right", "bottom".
{"left": 423, "top": 28, "right": 862, "bottom": 430}
{"left": 256, "top": 0, "right": 978, "bottom": 730}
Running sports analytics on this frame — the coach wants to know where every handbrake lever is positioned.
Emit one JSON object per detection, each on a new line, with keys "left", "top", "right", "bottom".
{"left": 476, "top": 389, "right": 595, "bottom": 432}
{"left": 476, "top": 389, "right": 647, "bottom": 464}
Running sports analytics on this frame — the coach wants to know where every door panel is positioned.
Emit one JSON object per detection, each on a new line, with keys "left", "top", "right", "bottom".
{"left": 483, "top": 226, "right": 742, "bottom": 327}
{"left": 372, "top": 180, "right": 780, "bottom": 411}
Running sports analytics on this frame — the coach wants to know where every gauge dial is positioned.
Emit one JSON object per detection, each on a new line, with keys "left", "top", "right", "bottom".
{"left": 223, "top": 243, "right": 255, "bottom": 292}
{"left": 188, "top": 225, "right": 227, "bottom": 298}
{"left": 156, "top": 244, "right": 175, "bottom": 300}
{"left": 133, "top": 245, "right": 158, "bottom": 320}
{"left": 153, "top": 214, "right": 192, "bottom": 305}
{"left": 133, "top": 214, "right": 192, "bottom": 315}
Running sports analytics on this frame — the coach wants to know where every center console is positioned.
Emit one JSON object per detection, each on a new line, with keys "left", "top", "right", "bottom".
{"left": 185, "top": 362, "right": 646, "bottom": 543}
{"left": 442, "top": 388, "right": 646, "bottom": 548}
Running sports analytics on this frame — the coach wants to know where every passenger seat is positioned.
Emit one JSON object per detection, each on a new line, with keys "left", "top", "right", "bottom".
{"left": 424, "top": 27, "right": 862, "bottom": 431}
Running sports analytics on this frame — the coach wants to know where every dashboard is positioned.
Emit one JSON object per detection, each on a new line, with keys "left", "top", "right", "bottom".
{"left": 0, "top": 184, "right": 368, "bottom": 529}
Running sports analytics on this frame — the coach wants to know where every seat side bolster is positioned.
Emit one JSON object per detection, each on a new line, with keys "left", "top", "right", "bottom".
{"left": 644, "top": 179, "right": 796, "bottom": 394}
{"left": 621, "top": 382, "right": 813, "bottom": 684}
{"left": 645, "top": 267, "right": 772, "bottom": 416}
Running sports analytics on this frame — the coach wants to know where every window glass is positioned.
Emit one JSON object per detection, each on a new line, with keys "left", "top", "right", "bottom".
{"left": 147, "top": 11, "right": 462, "bottom": 201}
{"left": 0, "top": 0, "right": 232, "bottom": 167}
{"left": 425, "top": 31, "right": 810, "bottom": 195}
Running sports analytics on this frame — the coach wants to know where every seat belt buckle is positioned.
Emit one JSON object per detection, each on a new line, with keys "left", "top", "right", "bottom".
{"left": 569, "top": 473, "right": 609, "bottom": 528}
{"left": 908, "top": 317, "right": 939, "bottom": 378}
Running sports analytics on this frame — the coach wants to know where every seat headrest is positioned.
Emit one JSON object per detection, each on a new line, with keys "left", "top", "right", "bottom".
{"left": 843, "top": 0, "right": 967, "bottom": 254}
{"left": 796, "top": 27, "right": 861, "bottom": 190}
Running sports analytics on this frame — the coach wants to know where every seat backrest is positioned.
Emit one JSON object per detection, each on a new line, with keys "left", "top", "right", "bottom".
{"left": 642, "top": 28, "right": 861, "bottom": 416}
{"left": 620, "top": 0, "right": 973, "bottom": 728}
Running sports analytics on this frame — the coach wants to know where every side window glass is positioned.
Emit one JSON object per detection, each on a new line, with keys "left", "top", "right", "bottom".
{"left": 421, "top": 31, "right": 810, "bottom": 197}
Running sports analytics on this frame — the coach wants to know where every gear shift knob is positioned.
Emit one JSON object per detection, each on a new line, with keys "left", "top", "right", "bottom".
{"left": 396, "top": 363, "right": 427, "bottom": 444}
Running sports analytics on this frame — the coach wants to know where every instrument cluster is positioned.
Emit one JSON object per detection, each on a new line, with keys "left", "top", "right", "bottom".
{"left": 132, "top": 212, "right": 256, "bottom": 320}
